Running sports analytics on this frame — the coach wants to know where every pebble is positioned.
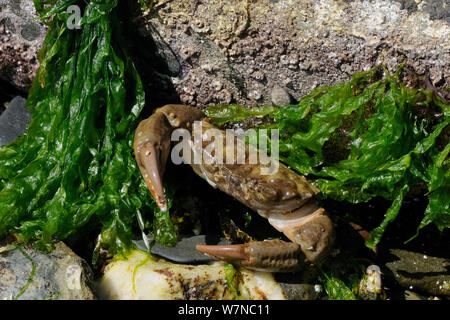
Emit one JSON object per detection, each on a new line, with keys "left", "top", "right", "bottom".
{"left": 270, "top": 85, "right": 292, "bottom": 107}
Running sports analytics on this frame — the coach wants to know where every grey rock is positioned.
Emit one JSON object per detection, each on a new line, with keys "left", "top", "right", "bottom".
{"left": 278, "top": 282, "right": 321, "bottom": 300}
{"left": 0, "top": 241, "right": 96, "bottom": 300}
{"left": 385, "top": 249, "right": 450, "bottom": 297}
{"left": 272, "top": 265, "right": 322, "bottom": 300}
{"left": 0, "top": 96, "right": 30, "bottom": 146}
{"left": 271, "top": 85, "right": 292, "bottom": 107}
{"left": 134, "top": 235, "right": 231, "bottom": 264}
{"left": 394, "top": 0, "right": 418, "bottom": 15}
{"left": 0, "top": 0, "right": 47, "bottom": 89}
{"left": 20, "top": 22, "right": 42, "bottom": 41}
{"left": 134, "top": 0, "right": 449, "bottom": 109}
{"left": 423, "top": 0, "right": 450, "bottom": 24}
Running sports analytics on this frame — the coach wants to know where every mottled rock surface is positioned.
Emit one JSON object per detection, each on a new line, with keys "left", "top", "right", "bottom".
{"left": 0, "top": 0, "right": 47, "bottom": 90}
{"left": 385, "top": 249, "right": 450, "bottom": 297}
{"left": 1, "top": 0, "right": 449, "bottom": 107}
{"left": 0, "top": 241, "right": 96, "bottom": 300}
{"left": 96, "top": 250, "right": 321, "bottom": 300}
{"left": 134, "top": 0, "right": 449, "bottom": 109}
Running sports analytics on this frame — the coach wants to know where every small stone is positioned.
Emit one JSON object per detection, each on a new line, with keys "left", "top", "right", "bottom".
{"left": 283, "top": 77, "right": 293, "bottom": 86}
{"left": 212, "top": 80, "right": 223, "bottom": 91}
{"left": 299, "top": 62, "right": 311, "bottom": 71}
{"left": 97, "top": 250, "right": 305, "bottom": 300}
{"left": 201, "top": 63, "right": 215, "bottom": 73}
{"left": 215, "top": 89, "right": 233, "bottom": 104}
{"left": 20, "top": 22, "right": 41, "bottom": 41}
{"left": 251, "top": 70, "right": 265, "bottom": 81}
{"left": 248, "top": 90, "right": 262, "bottom": 101}
{"left": 288, "top": 53, "right": 299, "bottom": 65}
{"left": 274, "top": 272, "right": 321, "bottom": 300}
{"left": 271, "top": 85, "right": 292, "bottom": 107}
{"left": 279, "top": 55, "right": 289, "bottom": 65}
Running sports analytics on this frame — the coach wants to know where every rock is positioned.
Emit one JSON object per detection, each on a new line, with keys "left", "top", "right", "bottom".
{"left": 96, "top": 250, "right": 280, "bottom": 300}
{"left": 133, "top": 0, "right": 449, "bottom": 109}
{"left": 0, "top": 0, "right": 47, "bottom": 90}
{"left": 276, "top": 282, "right": 321, "bottom": 300}
{"left": 134, "top": 234, "right": 231, "bottom": 264}
{"left": 403, "top": 290, "right": 427, "bottom": 300}
{"left": 0, "top": 96, "right": 30, "bottom": 146}
{"left": 274, "top": 272, "right": 322, "bottom": 300}
{"left": 96, "top": 250, "right": 321, "bottom": 300}
{"left": 385, "top": 249, "right": 450, "bottom": 297}
{"left": 0, "top": 241, "right": 96, "bottom": 300}
{"left": 270, "top": 85, "right": 292, "bottom": 107}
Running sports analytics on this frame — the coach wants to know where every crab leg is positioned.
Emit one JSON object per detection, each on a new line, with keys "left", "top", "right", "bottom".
{"left": 196, "top": 202, "right": 333, "bottom": 272}
{"left": 197, "top": 240, "right": 307, "bottom": 272}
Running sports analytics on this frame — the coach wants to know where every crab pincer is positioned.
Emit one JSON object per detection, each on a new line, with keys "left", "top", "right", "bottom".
{"left": 196, "top": 202, "right": 333, "bottom": 272}
{"left": 134, "top": 105, "right": 203, "bottom": 211}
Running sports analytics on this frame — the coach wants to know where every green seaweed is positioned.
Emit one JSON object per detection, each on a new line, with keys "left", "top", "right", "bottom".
{"left": 13, "top": 245, "right": 36, "bottom": 300}
{"left": 224, "top": 263, "right": 241, "bottom": 300}
{"left": 0, "top": 0, "right": 177, "bottom": 259}
{"left": 0, "top": 245, "right": 38, "bottom": 300}
{"left": 132, "top": 253, "right": 151, "bottom": 295}
{"left": 321, "top": 270, "right": 357, "bottom": 300}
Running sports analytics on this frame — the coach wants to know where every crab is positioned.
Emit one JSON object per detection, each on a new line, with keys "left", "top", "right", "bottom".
{"left": 134, "top": 104, "right": 334, "bottom": 272}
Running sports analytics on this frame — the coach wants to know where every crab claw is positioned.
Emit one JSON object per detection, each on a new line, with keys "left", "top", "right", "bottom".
{"left": 134, "top": 105, "right": 204, "bottom": 212}
{"left": 196, "top": 239, "right": 307, "bottom": 272}
{"left": 196, "top": 202, "right": 334, "bottom": 272}
{"left": 135, "top": 139, "right": 170, "bottom": 211}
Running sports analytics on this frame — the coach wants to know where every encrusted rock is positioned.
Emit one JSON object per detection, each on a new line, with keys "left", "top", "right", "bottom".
{"left": 95, "top": 250, "right": 322, "bottom": 300}
{"left": 0, "top": 241, "right": 96, "bottom": 300}
{"left": 0, "top": 0, "right": 47, "bottom": 90}
{"left": 134, "top": 0, "right": 449, "bottom": 109}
